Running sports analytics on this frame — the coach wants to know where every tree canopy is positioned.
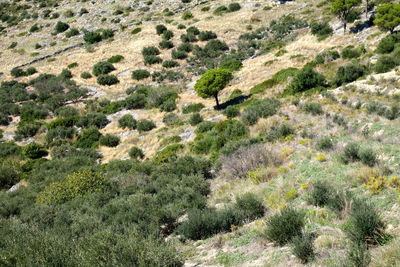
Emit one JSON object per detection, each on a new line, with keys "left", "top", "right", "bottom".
{"left": 374, "top": 4, "right": 400, "bottom": 33}
{"left": 331, "top": 0, "right": 362, "bottom": 32}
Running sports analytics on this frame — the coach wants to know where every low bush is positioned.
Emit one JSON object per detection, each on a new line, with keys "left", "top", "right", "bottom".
{"left": 310, "top": 21, "right": 332, "bottom": 40}
{"left": 302, "top": 102, "right": 323, "bottom": 115}
{"left": 182, "top": 11, "right": 193, "bottom": 20}
{"left": 107, "top": 55, "right": 124, "bottom": 63}
{"left": 214, "top": 5, "right": 228, "bottom": 15}
{"left": 182, "top": 103, "right": 205, "bottom": 114}
{"left": 374, "top": 56, "right": 398, "bottom": 73}
{"left": 154, "top": 144, "right": 184, "bottom": 163}
{"left": 223, "top": 105, "right": 240, "bottom": 118}
{"left": 163, "top": 113, "right": 180, "bottom": 126}
{"left": 144, "top": 56, "right": 163, "bottom": 65}
{"left": 241, "top": 98, "right": 280, "bottom": 125}
{"left": 129, "top": 146, "right": 144, "bottom": 159}
{"left": 199, "top": 31, "right": 217, "bottom": 41}
{"left": 172, "top": 49, "right": 188, "bottom": 59}
{"left": 307, "top": 181, "right": 348, "bottom": 214}
{"left": 235, "top": 193, "right": 264, "bottom": 220}
{"left": 65, "top": 28, "right": 79, "bottom": 38}
{"left": 162, "top": 30, "right": 174, "bottom": 40}
{"left": 341, "top": 45, "right": 363, "bottom": 59}
{"left": 333, "top": 62, "right": 366, "bottom": 86}
{"left": 265, "top": 123, "right": 295, "bottom": 142}
{"left": 292, "top": 233, "right": 316, "bottom": 264}
{"left": 83, "top": 31, "right": 102, "bottom": 44}
{"left": 316, "top": 136, "right": 334, "bottom": 150}
{"left": 286, "top": 67, "right": 325, "bottom": 94}
{"left": 159, "top": 40, "right": 174, "bottom": 49}
{"left": 142, "top": 46, "right": 160, "bottom": 56}
{"left": 376, "top": 33, "right": 400, "bottom": 54}
{"left": 77, "top": 113, "right": 109, "bottom": 129}
{"left": 97, "top": 75, "right": 119, "bottom": 85}
{"left": 156, "top": 24, "right": 167, "bottom": 35}
{"left": 341, "top": 143, "right": 377, "bottom": 166}
{"left": 162, "top": 60, "right": 179, "bottom": 68}
{"left": 81, "top": 72, "right": 92, "bottom": 79}
{"left": 189, "top": 113, "right": 203, "bottom": 126}
{"left": 137, "top": 119, "right": 156, "bottom": 132}
{"left": 220, "top": 59, "right": 243, "bottom": 72}
{"left": 265, "top": 207, "right": 305, "bottom": 246}
{"left": 228, "top": 2, "right": 241, "bottom": 12}
{"left": 118, "top": 114, "right": 137, "bottom": 129}
{"left": 92, "top": 61, "right": 115, "bottom": 76}
{"left": 55, "top": 21, "right": 69, "bottom": 33}
{"left": 99, "top": 134, "right": 120, "bottom": 147}
{"left": 131, "top": 69, "right": 150, "bottom": 80}
{"left": 22, "top": 143, "right": 48, "bottom": 159}
{"left": 346, "top": 243, "right": 371, "bottom": 267}
{"left": 75, "top": 127, "right": 102, "bottom": 148}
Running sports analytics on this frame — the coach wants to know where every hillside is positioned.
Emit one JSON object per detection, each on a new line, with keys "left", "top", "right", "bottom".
{"left": 1, "top": 0, "right": 400, "bottom": 266}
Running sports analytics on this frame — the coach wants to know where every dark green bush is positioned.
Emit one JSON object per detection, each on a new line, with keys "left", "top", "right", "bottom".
{"left": 97, "top": 75, "right": 119, "bottom": 85}
{"left": 223, "top": 105, "right": 240, "bottom": 118}
{"left": 265, "top": 123, "right": 295, "bottom": 142}
{"left": 65, "top": 28, "right": 79, "bottom": 38}
{"left": 144, "top": 55, "right": 163, "bottom": 65}
{"left": 132, "top": 69, "right": 150, "bottom": 80}
{"left": 333, "top": 62, "right": 366, "bottom": 86}
{"left": 220, "top": 59, "right": 243, "bottom": 72}
{"left": 162, "top": 30, "right": 174, "bottom": 40}
{"left": 265, "top": 207, "right": 305, "bottom": 246}
{"left": 316, "top": 136, "right": 334, "bottom": 150}
{"left": 182, "top": 103, "right": 204, "bottom": 114}
{"left": 241, "top": 98, "right": 280, "bottom": 125}
{"left": 346, "top": 243, "right": 371, "bottom": 267}
{"left": 341, "top": 142, "right": 361, "bottom": 164}
{"left": 142, "top": 46, "right": 160, "bottom": 56}
{"left": 10, "top": 68, "right": 26, "bottom": 77}
{"left": 199, "top": 31, "right": 217, "bottom": 41}
{"left": 214, "top": 5, "right": 228, "bottom": 15}
{"left": 84, "top": 31, "right": 102, "bottom": 44}
{"left": 99, "top": 134, "right": 120, "bottom": 147}
{"left": 22, "top": 143, "right": 48, "bottom": 159}
{"left": 81, "top": 72, "right": 92, "bottom": 79}
{"left": 77, "top": 113, "right": 109, "bottom": 129}
{"left": 159, "top": 40, "right": 174, "bottom": 49}
{"left": 358, "top": 148, "right": 377, "bottom": 167}
{"left": 162, "top": 60, "right": 180, "bottom": 68}
{"left": 15, "top": 122, "right": 40, "bottom": 140}
{"left": 376, "top": 33, "right": 400, "bottom": 54}
{"left": 154, "top": 144, "right": 184, "bottom": 163}
{"left": 228, "top": 3, "right": 241, "bottom": 12}
{"left": 341, "top": 46, "right": 363, "bottom": 59}
{"left": 287, "top": 67, "right": 325, "bottom": 94}
{"left": 374, "top": 56, "right": 398, "bottom": 73}
{"left": 172, "top": 49, "right": 188, "bottom": 59}
{"left": 137, "top": 119, "right": 156, "bottom": 132}
{"left": 292, "top": 233, "right": 316, "bottom": 264}
{"left": 125, "top": 93, "right": 147, "bottom": 109}
{"left": 75, "top": 127, "right": 101, "bottom": 148}
{"left": 156, "top": 24, "right": 167, "bottom": 35}
{"left": 177, "top": 43, "right": 193, "bottom": 52}
{"left": 129, "top": 146, "right": 144, "bottom": 159}
{"left": 189, "top": 113, "right": 203, "bottom": 126}
{"left": 163, "top": 113, "right": 180, "bottom": 126}
{"left": 0, "top": 163, "right": 20, "bottom": 189}
{"left": 235, "top": 193, "right": 264, "bottom": 220}
{"left": 107, "top": 55, "right": 124, "bottom": 63}
{"left": 54, "top": 21, "right": 69, "bottom": 33}
{"left": 310, "top": 21, "right": 333, "bottom": 39}
{"left": 118, "top": 114, "right": 137, "bottom": 129}
{"left": 92, "top": 61, "right": 116, "bottom": 76}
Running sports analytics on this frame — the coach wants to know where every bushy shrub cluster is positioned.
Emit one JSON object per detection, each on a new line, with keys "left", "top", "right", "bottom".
{"left": 131, "top": 69, "right": 150, "bottom": 80}
{"left": 310, "top": 21, "right": 333, "bottom": 40}
{"left": 340, "top": 142, "right": 377, "bottom": 167}
{"left": 301, "top": 102, "right": 323, "bottom": 115}
{"left": 99, "top": 134, "right": 120, "bottom": 147}
{"left": 286, "top": 67, "right": 325, "bottom": 95}
{"left": 137, "top": 119, "right": 156, "bottom": 133}
{"left": 92, "top": 61, "right": 115, "bottom": 76}
{"left": 241, "top": 98, "right": 280, "bottom": 125}
{"left": 97, "top": 74, "right": 119, "bottom": 85}
{"left": 333, "top": 62, "right": 366, "bottom": 86}
{"left": 265, "top": 123, "right": 295, "bottom": 142}
{"left": 118, "top": 114, "right": 137, "bottom": 129}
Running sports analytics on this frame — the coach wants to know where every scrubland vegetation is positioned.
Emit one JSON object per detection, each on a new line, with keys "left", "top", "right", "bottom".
{"left": 1, "top": 0, "right": 400, "bottom": 266}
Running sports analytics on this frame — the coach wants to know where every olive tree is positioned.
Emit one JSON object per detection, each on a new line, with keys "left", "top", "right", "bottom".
{"left": 331, "top": 0, "right": 362, "bottom": 33}
{"left": 194, "top": 68, "right": 233, "bottom": 108}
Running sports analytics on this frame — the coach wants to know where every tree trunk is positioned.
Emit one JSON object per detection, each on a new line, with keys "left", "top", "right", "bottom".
{"left": 214, "top": 94, "right": 220, "bottom": 109}
{"left": 343, "top": 21, "right": 347, "bottom": 33}
{"left": 366, "top": 0, "right": 369, "bottom": 19}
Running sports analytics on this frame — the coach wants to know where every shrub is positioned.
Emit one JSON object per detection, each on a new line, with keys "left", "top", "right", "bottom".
{"left": 199, "top": 31, "right": 217, "bottom": 41}
{"left": 22, "top": 143, "right": 48, "bottom": 159}
{"left": 162, "top": 60, "right": 179, "bottom": 68}
{"left": 15, "top": 123, "right": 40, "bottom": 140}
{"left": 84, "top": 31, "right": 102, "bottom": 44}
{"left": 334, "top": 62, "right": 366, "bottom": 86}
{"left": 235, "top": 193, "right": 264, "bottom": 220}
{"left": 204, "top": 39, "right": 229, "bottom": 52}
{"left": 65, "top": 28, "right": 79, "bottom": 38}
{"left": 241, "top": 98, "right": 280, "bottom": 125}
{"left": 163, "top": 113, "right": 180, "bottom": 126}
{"left": 129, "top": 146, "right": 144, "bottom": 159}
{"left": 374, "top": 56, "right": 398, "bottom": 73}
{"left": 131, "top": 27, "right": 141, "bottom": 34}
{"left": 75, "top": 127, "right": 101, "bottom": 148}
{"left": 182, "top": 11, "right": 193, "bottom": 20}
{"left": 287, "top": 67, "right": 325, "bottom": 94}
{"left": 228, "top": 3, "right": 241, "bottom": 12}
{"left": 154, "top": 144, "right": 184, "bottom": 163}
{"left": 107, "top": 55, "right": 124, "bottom": 63}
{"left": 144, "top": 56, "right": 163, "bottom": 65}
{"left": 142, "top": 46, "right": 160, "bottom": 56}
{"left": 118, "top": 115, "right": 137, "bottom": 129}
{"left": 214, "top": 5, "right": 228, "bottom": 15}
{"left": 171, "top": 49, "right": 188, "bottom": 59}
{"left": 99, "top": 134, "right": 120, "bottom": 147}
{"left": 36, "top": 169, "right": 108, "bottom": 205}
{"left": 302, "top": 102, "right": 323, "bottom": 115}
{"left": 156, "top": 24, "right": 167, "bottom": 35}
{"left": 341, "top": 46, "right": 362, "bottom": 59}
{"left": 223, "top": 105, "right": 240, "bottom": 118}
{"left": 265, "top": 207, "right": 305, "bottom": 246}
{"left": 376, "top": 33, "right": 400, "bottom": 54}
{"left": 132, "top": 69, "right": 150, "bottom": 80}
{"left": 0, "top": 163, "right": 20, "bottom": 189}
{"left": 344, "top": 199, "right": 388, "bottom": 245}
{"left": 177, "top": 43, "right": 193, "bottom": 52}
{"left": 316, "top": 136, "right": 334, "bottom": 150}
{"left": 54, "top": 21, "right": 69, "bottom": 33}
{"left": 186, "top": 26, "right": 200, "bottom": 35}
{"left": 125, "top": 93, "right": 147, "bottom": 109}
{"left": 81, "top": 72, "right": 92, "bottom": 79}
{"left": 358, "top": 148, "right": 377, "bottom": 167}
{"left": 159, "top": 40, "right": 174, "bottom": 49}
{"left": 77, "top": 113, "right": 109, "bottom": 129}
{"left": 92, "top": 61, "right": 115, "bottom": 76}
{"left": 189, "top": 113, "right": 203, "bottom": 126}
{"left": 137, "top": 119, "right": 156, "bottom": 132}
{"left": 341, "top": 142, "right": 361, "bottom": 164}
{"left": 162, "top": 30, "right": 174, "bottom": 40}
{"left": 265, "top": 123, "right": 295, "bottom": 142}
{"left": 346, "top": 243, "right": 371, "bottom": 267}
{"left": 292, "top": 233, "right": 316, "bottom": 264}
{"left": 97, "top": 75, "right": 119, "bottom": 85}
{"left": 220, "top": 59, "right": 243, "bottom": 72}
{"left": 182, "top": 103, "right": 204, "bottom": 114}
{"left": 10, "top": 68, "right": 26, "bottom": 78}
{"left": 310, "top": 22, "right": 333, "bottom": 39}
{"left": 308, "top": 181, "right": 336, "bottom": 207}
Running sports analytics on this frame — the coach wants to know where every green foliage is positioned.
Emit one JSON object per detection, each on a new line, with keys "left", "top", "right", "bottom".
{"left": 156, "top": 24, "right": 167, "bottom": 35}
{"left": 131, "top": 27, "right": 142, "bottom": 34}
{"left": 81, "top": 72, "right": 92, "bottom": 79}
{"left": 137, "top": 119, "right": 156, "bottom": 133}
{"left": 199, "top": 31, "right": 217, "bottom": 41}
{"left": 159, "top": 40, "right": 174, "bottom": 49}
{"left": 341, "top": 45, "right": 363, "bottom": 59}
{"left": 310, "top": 21, "right": 333, "bottom": 40}
{"left": 194, "top": 68, "right": 233, "bottom": 107}
{"left": 92, "top": 61, "right": 115, "bottom": 76}
{"left": 344, "top": 199, "right": 388, "bottom": 245}
{"left": 223, "top": 105, "right": 240, "bottom": 118}
{"left": 316, "top": 136, "right": 334, "bottom": 150}
{"left": 107, "top": 55, "right": 124, "bottom": 63}
{"left": 0, "top": 160, "right": 21, "bottom": 189}
{"left": 228, "top": 3, "right": 241, "bottom": 12}
{"left": 333, "top": 62, "right": 366, "bottom": 86}
{"left": 84, "top": 31, "right": 102, "bottom": 44}
{"left": 36, "top": 169, "right": 108, "bottom": 205}
{"left": 144, "top": 55, "right": 163, "bottom": 65}
{"left": 181, "top": 11, "right": 193, "bottom": 20}
{"left": 22, "top": 143, "right": 48, "bottom": 159}
{"left": 99, "top": 134, "right": 120, "bottom": 147}
{"left": 189, "top": 113, "right": 203, "bottom": 126}
{"left": 75, "top": 127, "right": 102, "bottom": 148}
{"left": 374, "top": 55, "right": 398, "bottom": 73}
{"left": 65, "top": 28, "right": 80, "bottom": 38}
{"left": 292, "top": 233, "right": 316, "bottom": 264}
{"left": 331, "top": 0, "right": 362, "bottom": 32}
{"left": 315, "top": 50, "right": 340, "bottom": 64}
{"left": 118, "top": 114, "right": 137, "bottom": 129}
{"left": 265, "top": 123, "right": 295, "bottom": 142}
{"left": 374, "top": 4, "right": 400, "bottom": 33}
{"left": 235, "top": 193, "right": 264, "bottom": 220}
{"left": 97, "top": 75, "right": 119, "bottom": 85}
{"left": 129, "top": 146, "right": 144, "bottom": 159}
{"left": 154, "top": 144, "right": 184, "bottom": 163}
{"left": 171, "top": 49, "right": 188, "bottom": 59}
{"left": 241, "top": 98, "right": 280, "bottom": 125}
{"left": 346, "top": 243, "right": 371, "bottom": 267}
{"left": 15, "top": 122, "right": 41, "bottom": 140}
{"left": 376, "top": 33, "right": 400, "bottom": 54}
{"left": 286, "top": 67, "right": 325, "bottom": 95}
{"left": 250, "top": 68, "right": 298, "bottom": 94}
{"left": 265, "top": 207, "right": 305, "bottom": 246}
{"left": 340, "top": 142, "right": 377, "bottom": 166}
{"left": 77, "top": 113, "right": 109, "bottom": 129}
{"left": 132, "top": 69, "right": 150, "bottom": 80}
{"left": 220, "top": 59, "right": 243, "bottom": 72}
{"left": 55, "top": 21, "right": 69, "bottom": 33}
{"left": 162, "top": 60, "right": 179, "bottom": 68}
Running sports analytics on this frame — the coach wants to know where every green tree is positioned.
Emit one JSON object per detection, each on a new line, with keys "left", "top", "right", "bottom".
{"left": 194, "top": 69, "right": 233, "bottom": 108}
{"left": 374, "top": 4, "right": 400, "bottom": 34}
{"left": 331, "top": 0, "right": 362, "bottom": 33}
